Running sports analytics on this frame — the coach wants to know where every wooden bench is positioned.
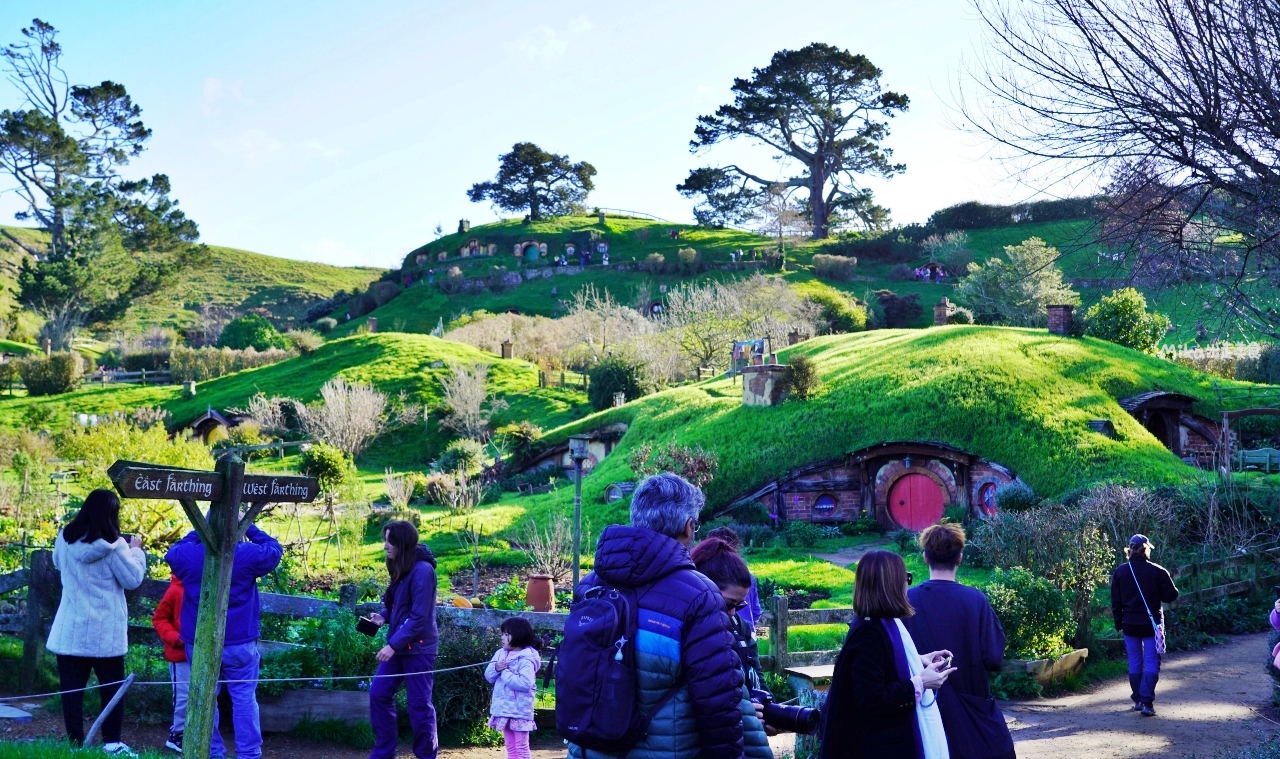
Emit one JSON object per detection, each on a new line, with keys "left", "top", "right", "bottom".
{"left": 1238, "top": 447, "right": 1280, "bottom": 473}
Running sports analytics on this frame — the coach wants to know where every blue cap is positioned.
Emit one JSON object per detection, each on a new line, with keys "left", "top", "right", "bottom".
{"left": 1129, "top": 534, "right": 1149, "bottom": 547}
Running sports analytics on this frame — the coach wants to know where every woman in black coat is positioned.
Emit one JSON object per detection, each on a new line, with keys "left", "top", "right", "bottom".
{"left": 820, "top": 550, "right": 956, "bottom": 759}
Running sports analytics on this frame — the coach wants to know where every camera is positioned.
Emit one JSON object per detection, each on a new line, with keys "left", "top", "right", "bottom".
{"left": 751, "top": 688, "right": 821, "bottom": 735}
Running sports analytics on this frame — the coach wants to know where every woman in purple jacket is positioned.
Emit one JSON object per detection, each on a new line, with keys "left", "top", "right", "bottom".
{"left": 368, "top": 521, "right": 438, "bottom": 759}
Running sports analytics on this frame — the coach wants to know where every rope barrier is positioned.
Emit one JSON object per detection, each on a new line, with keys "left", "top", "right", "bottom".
{"left": 0, "top": 661, "right": 490, "bottom": 703}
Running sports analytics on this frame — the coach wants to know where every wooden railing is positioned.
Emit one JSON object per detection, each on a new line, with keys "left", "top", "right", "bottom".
{"left": 1090, "top": 543, "right": 1280, "bottom": 621}
{"left": 85, "top": 369, "right": 175, "bottom": 386}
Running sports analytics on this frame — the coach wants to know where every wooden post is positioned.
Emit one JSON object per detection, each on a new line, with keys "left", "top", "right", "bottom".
{"left": 20, "top": 550, "right": 55, "bottom": 691}
{"left": 771, "top": 594, "right": 789, "bottom": 675}
{"left": 339, "top": 584, "right": 359, "bottom": 611}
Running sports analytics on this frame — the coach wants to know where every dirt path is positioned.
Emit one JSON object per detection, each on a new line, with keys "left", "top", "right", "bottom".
{"left": 1004, "top": 632, "right": 1280, "bottom": 758}
{"left": 812, "top": 538, "right": 890, "bottom": 568}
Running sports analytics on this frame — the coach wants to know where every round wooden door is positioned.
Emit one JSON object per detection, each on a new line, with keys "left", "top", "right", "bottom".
{"left": 888, "top": 473, "right": 945, "bottom": 530}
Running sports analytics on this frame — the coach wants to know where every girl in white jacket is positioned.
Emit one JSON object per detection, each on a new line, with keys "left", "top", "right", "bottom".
{"left": 47, "top": 489, "right": 146, "bottom": 756}
{"left": 485, "top": 617, "right": 542, "bottom": 759}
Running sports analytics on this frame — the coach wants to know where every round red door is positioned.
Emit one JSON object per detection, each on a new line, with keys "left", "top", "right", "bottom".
{"left": 888, "top": 473, "right": 945, "bottom": 530}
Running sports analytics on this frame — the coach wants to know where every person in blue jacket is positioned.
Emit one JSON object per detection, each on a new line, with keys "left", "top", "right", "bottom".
{"left": 567, "top": 472, "right": 747, "bottom": 759}
{"left": 367, "top": 520, "right": 438, "bottom": 759}
{"left": 165, "top": 523, "right": 282, "bottom": 759}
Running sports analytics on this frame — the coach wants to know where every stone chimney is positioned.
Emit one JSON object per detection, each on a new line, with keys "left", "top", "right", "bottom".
{"left": 368, "top": 317, "right": 378, "bottom": 334}
{"left": 1047, "top": 305, "right": 1074, "bottom": 335}
{"left": 742, "top": 364, "right": 792, "bottom": 407}
{"left": 933, "top": 297, "right": 952, "bottom": 327}
{"left": 500, "top": 340, "right": 514, "bottom": 360}
{"left": 458, "top": 219, "right": 471, "bottom": 234}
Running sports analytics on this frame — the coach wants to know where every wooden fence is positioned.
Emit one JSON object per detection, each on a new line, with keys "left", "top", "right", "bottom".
{"left": 85, "top": 369, "right": 175, "bottom": 386}
{"left": 538, "top": 370, "right": 589, "bottom": 391}
{"left": 1090, "top": 542, "right": 1280, "bottom": 620}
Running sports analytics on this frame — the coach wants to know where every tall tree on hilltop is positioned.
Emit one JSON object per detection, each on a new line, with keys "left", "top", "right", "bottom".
{"left": 678, "top": 43, "right": 908, "bottom": 237}
{"left": 467, "top": 142, "right": 596, "bottom": 222}
{"left": 0, "top": 19, "right": 204, "bottom": 344}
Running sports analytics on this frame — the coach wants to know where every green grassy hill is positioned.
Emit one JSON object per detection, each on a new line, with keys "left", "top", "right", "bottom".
{"left": 0, "top": 226, "right": 384, "bottom": 338}
{"left": 513, "top": 326, "right": 1243, "bottom": 528}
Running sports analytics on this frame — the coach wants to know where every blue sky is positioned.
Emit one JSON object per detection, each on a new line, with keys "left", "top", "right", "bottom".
{"left": 0, "top": 2, "right": 1065, "bottom": 268}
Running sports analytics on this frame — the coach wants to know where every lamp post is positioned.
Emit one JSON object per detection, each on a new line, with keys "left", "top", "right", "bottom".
{"left": 568, "top": 434, "right": 592, "bottom": 590}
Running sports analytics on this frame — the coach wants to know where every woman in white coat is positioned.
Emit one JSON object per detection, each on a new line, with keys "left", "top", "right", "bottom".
{"left": 47, "top": 489, "right": 146, "bottom": 756}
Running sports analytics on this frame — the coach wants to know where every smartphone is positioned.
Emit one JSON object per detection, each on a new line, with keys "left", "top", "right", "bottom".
{"left": 1273, "top": 585, "right": 1280, "bottom": 600}
{"left": 121, "top": 533, "right": 134, "bottom": 544}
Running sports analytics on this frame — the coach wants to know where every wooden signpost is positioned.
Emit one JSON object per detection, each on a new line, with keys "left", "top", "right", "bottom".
{"left": 109, "top": 455, "right": 317, "bottom": 759}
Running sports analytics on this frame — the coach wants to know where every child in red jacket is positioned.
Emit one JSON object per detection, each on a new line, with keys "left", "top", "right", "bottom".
{"left": 152, "top": 575, "right": 187, "bottom": 754}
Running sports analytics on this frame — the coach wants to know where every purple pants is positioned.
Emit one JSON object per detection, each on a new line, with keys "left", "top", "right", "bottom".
{"left": 369, "top": 652, "right": 437, "bottom": 759}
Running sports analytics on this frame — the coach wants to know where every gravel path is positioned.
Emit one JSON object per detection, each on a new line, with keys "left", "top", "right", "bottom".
{"left": 1004, "top": 632, "right": 1280, "bottom": 759}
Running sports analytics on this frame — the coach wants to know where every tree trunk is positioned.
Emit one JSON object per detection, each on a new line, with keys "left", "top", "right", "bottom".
{"left": 183, "top": 455, "right": 245, "bottom": 759}
{"left": 809, "top": 165, "right": 829, "bottom": 240}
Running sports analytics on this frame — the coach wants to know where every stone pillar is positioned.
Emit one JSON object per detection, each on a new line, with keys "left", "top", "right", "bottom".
{"left": 500, "top": 340, "right": 514, "bottom": 359}
{"left": 598, "top": 209, "right": 606, "bottom": 225}
{"left": 368, "top": 317, "right": 377, "bottom": 333}
{"left": 458, "top": 219, "right": 470, "bottom": 234}
{"left": 742, "top": 364, "right": 793, "bottom": 407}
{"left": 788, "top": 330, "right": 800, "bottom": 346}
{"left": 1047, "top": 305, "right": 1074, "bottom": 335}
{"left": 933, "top": 297, "right": 952, "bottom": 326}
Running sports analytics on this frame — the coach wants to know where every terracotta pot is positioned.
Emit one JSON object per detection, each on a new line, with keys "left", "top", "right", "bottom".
{"left": 526, "top": 574, "right": 555, "bottom": 612}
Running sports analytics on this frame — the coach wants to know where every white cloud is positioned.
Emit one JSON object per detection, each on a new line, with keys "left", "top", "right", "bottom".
{"left": 567, "top": 15, "right": 592, "bottom": 34}
{"left": 200, "top": 77, "right": 250, "bottom": 117}
{"left": 516, "top": 26, "right": 568, "bottom": 59}
{"left": 304, "top": 140, "right": 344, "bottom": 160}
{"left": 210, "top": 129, "right": 282, "bottom": 164}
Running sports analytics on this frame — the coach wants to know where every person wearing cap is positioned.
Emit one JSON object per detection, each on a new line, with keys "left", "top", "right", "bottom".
{"left": 1110, "top": 534, "right": 1178, "bottom": 716}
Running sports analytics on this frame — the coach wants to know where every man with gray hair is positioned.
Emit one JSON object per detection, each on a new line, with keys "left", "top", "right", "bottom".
{"left": 568, "top": 472, "right": 748, "bottom": 759}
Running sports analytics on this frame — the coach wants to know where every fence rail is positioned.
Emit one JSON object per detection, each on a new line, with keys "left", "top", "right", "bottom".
{"left": 85, "top": 369, "right": 175, "bottom": 386}
{"left": 538, "top": 370, "right": 590, "bottom": 391}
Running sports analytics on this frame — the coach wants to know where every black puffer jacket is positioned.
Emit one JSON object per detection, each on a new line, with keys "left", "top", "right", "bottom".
{"left": 1110, "top": 556, "right": 1178, "bottom": 638}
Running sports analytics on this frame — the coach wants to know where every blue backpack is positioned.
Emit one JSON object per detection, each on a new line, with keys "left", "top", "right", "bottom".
{"left": 555, "top": 584, "right": 684, "bottom": 754}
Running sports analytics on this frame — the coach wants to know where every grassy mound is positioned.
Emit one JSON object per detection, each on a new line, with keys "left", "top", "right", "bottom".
{"left": 525, "top": 326, "right": 1240, "bottom": 524}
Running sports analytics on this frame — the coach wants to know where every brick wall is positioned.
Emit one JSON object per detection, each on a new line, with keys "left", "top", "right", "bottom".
{"left": 1047, "top": 304, "right": 1074, "bottom": 335}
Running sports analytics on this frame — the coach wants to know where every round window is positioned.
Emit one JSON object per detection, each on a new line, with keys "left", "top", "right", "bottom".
{"left": 813, "top": 493, "right": 838, "bottom": 516}
{"left": 979, "top": 483, "right": 998, "bottom": 516}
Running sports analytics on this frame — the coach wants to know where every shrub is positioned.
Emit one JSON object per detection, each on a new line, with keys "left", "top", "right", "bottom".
{"left": 485, "top": 575, "right": 529, "bottom": 611}
{"left": 949, "top": 307, "right": 975, "bottom": 325}
{"left": 438, "top": 267, "right": 466, "bottom": 294}
{"left": 168, "top": 346, "right": 296, "bottom": 383}
{"left": 218, "top": 314, "right": 289, "bottom": 351}
{"left": 1236, "top": 343, "right": 1280, "bottom": 384}
{"left": 119, "top": 349, "right": 170, "bottom": 372}
{"left": 888, "top": 263, "right": 915, "bottom": 281}
{"left": 811, "top": 254, "right": 858, "bottom": 281}
{"left": 839, "top": 516, "right": 879, "bottom": 536}
{"left": 805, "top": 290, "right": 867, "bottom": 334}
{"left": 787, "top": 354, "right": 821, "bottom": 400}
{"left": 643, "top": 252, "right": 666, "bottom": 274}
{"left": 438, "top": 438, "right": 485, "bottom": 475}
{"left": 827, "top": 231, "right": 918, "bottom": 261}
{"left": 924, "top": 230, "right": 973, "bottom": 273}
{"left": 434, "top": 626, "right": 504, "bottom": 745}
{"left": 995, "top": 481, "right": 1039, "bottom": 511}
{"left": 956, "top": 238, "right": 1079, "bottom": 326}
{"left": 303, "top": 292, "right": 351, "bottom": 322}
{"left": 927, "top": 198, "right": 1100, "bottom": 230}
{"left": 873, "top": 290, "right": 923, "bottom": 328}
{"left": 784, "top": 521, "right": 823, "bottom": 549}
{"left": 1075, "top": 484, "right": 1176, "bottom": 562}
{"left": 985, "top": 567, "right": 1074, "bottom": 660}
{"left": 300, "top": 442, "right": 354, "bottom": 505}
{"left": 286, "top": 329, "right": 324, "bottom": 354}
{"left": 677, "top": 247, "right": 700, "bottom": 274}
{"left": 628, "top": 442, "right": 719, "bottom": 489}
{"left": 1082, "top": 288, "right": 1170, "bottom": 353}
{"left": 18, "top": 352, "right": 85, "bottom": 396}
{"left": 227, "top": 420, "right": 264, "bottom": 450}
{"left": 889, "top": 528, "right": 918, "bottom": 552}
{"left": 730, "top": 501, "right": 774, "bottom": 525}
{"left": 494, "top": 422, "right": 544, "bottom": 467}
{"left": 314, "top": 317, "right": 338, "bottom": 334}
{"left": 587, "top": 357, "right": 650, "bottom": 411}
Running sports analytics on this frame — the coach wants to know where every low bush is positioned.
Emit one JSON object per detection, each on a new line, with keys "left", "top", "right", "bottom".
{"left": 18, "top": 351, "right": 85, "bottom": 396}
{"left": 438, "top": 438, "right": 485, "bottom": 475}
{"left": 888, "top": 263, "right": 915, "bottom": 281}
{"left": 1082, "top": 288, "right": 1170, "bottom": 354}
{"left": 587, "top": 357, "right": 650, "bottom": 411}
{"left": 494, "top": 422, "right": 544, "bottom": 467}
{"left": 873, "top": 289, "right": 923, "bottom": 328}
{"left": 119, "top": 349, "right": 170, "bottom": 372}
{"left": 628, "top": 442, "right": 719, "bottom": 489}
{"left": 985, "top": 567, "right": 1074, "bottom": 660}
{"left": 787, "top": 354, "right": 821, "bottom": 400}
{"left": 784, "top": 521, "right": 823, "bottom": 549}
{"left": 839, "top": 516, "right": 879, "bottom": 536}
{"left": 643, "top": 252, "right": 666, "bottom": 274}
{"left": 811, "top": 254, "right": 858, "bottom": 281}
{"left": 730, "top": 501, "right": 775, "bottom": 526}
{"left": 949, "top": 307, "right": 975, "bottom": 325}
{"left": 303, "top": 291, "right": 351, "bottom": 322}
{"left": 314, "top": 317, "right": 339, "bottom": 334}
{"left": 218, "top": 314, "right": 289, "bottom": 351}
{"left": 169, "top": 345, "right": 295, "bottom": 383}
{"left": 1237, "top": 343, "right": 1280, "bottom": 384}
{"left": 988, "top": 671, "right": 1043, "bottom": 700}
{"left": 677, "top": 247, "right": 700, "bottom": 274}
{"left": 485, "top": 575, "right": 529, "bottom": 610}
{"left": 286, "top": 329, "right": 324, "bottom": 354}
{"left": 826, "top": 231, "right": 919, "bottom": 262}
{"left": 804, "top": 290, "right": 867, "bottom": 334}
{"left": 434, "top": 625, "right": 505, "bottom": 745}
{"left": 995, "top": 481, "right": 1039, "bottom": 511}
{"left": 889, "top": 528, "right": 917, "bottom": 552}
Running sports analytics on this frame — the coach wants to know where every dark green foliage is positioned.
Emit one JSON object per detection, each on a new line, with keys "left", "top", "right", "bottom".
{"left": 587, "top": 357, "right": 649, "bottom": 411}
{"left": 1082, "top": 288, "right": 1170, "bottom": 353}
{"left": 987, "top": 671, "right": 1043, "bottom": 699}
{"left": 873, "top": 289, "right": 922, "bottom": 328}
{"left": 889, "top": 528, "right": 918, "bottom": 552}
{"left": 729, "top": 501, "right": 774, "bottom": 525}
{"left": 314, "top": 317, "right": 338, "bottom": 334}
{"left": 784, "top": 520, "right": 822, "bottom": 548}
{"left": 826, "top": 231, "right": 919, "bottom": 261}
{"left": 22, "top": 404, "right": 56, "bottom": 430}
{"left": 985, "top": 567, "right": 1074, "bottom": 660}
{"left": 300, "top": 442, "right": 353, "bottom": 498}
{"left": 438, "top": 438, "right": 485, "bottom": 475}
{"left": 887, "top": 263, "right": 915, "bottom": 281}
{"left": 1166, "top": 594, "right": 1271, "bottom": 651}
{"left": 811, "top": 254, "right": 858, "bottom": 281}
{"left": 468, "top": 142, "right": 596, "bottom": 221}
{"left": 17, "top": 351, "right": 84, "bottom": 395}
{"left": 949, "top": 307, "right": 975, "bottom": 325}
{"left": 839, "top": 517, "right": 879, "bottom": 536}
{"left": 995, "top": 481, "right": 1039, "bottom": 511}
{"left": 290, "top": 716, "right": 376, "bottom": 750}
{"left": 927, "top": 198, "right": 1101, "bottom": 231}
{"left": 805, "top": 289, "right": 867, "bottom": 334}
{"left": 123, "top": 644, "right": 173, "bottom": 723}
{"left": 1236, "top": 343, "right": 1280, "bottom": 384}
{"left": 676, "top": 167, "right": 762, "bottom": 227}
{"left": 787, "top": 354, "right": 821, "bottom": 400}
{"left": 485, "top": 574, "right": 529, "bottom": 610}
{"left": 218, "top": 314, "right": 288, "bottom": 351}
{"left": 120, "top": 349, "right": 169, "bottom": 371}
{"left": 433, "top": 626, "right": 504, "bottom": 745}
{"left": 495, "top": 421, "right": 545, "bottom": 466}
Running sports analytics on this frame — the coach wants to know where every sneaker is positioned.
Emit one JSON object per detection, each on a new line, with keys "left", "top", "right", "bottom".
{"left": 1140, "top": 703, "right": 1157, "bottom": 717}
{"left": 1131, "top": 702, "right": 1143, "bottom": 711}
{"left": 102, "top": 743, "right": 139, "bottom": 757}
{"left": 165, "top": 731, "right": 183, "bottom": 753}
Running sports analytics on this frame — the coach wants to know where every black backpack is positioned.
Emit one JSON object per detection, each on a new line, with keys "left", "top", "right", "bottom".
{"left": 555, "top": 584, "right": 684, "bottom": 754}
